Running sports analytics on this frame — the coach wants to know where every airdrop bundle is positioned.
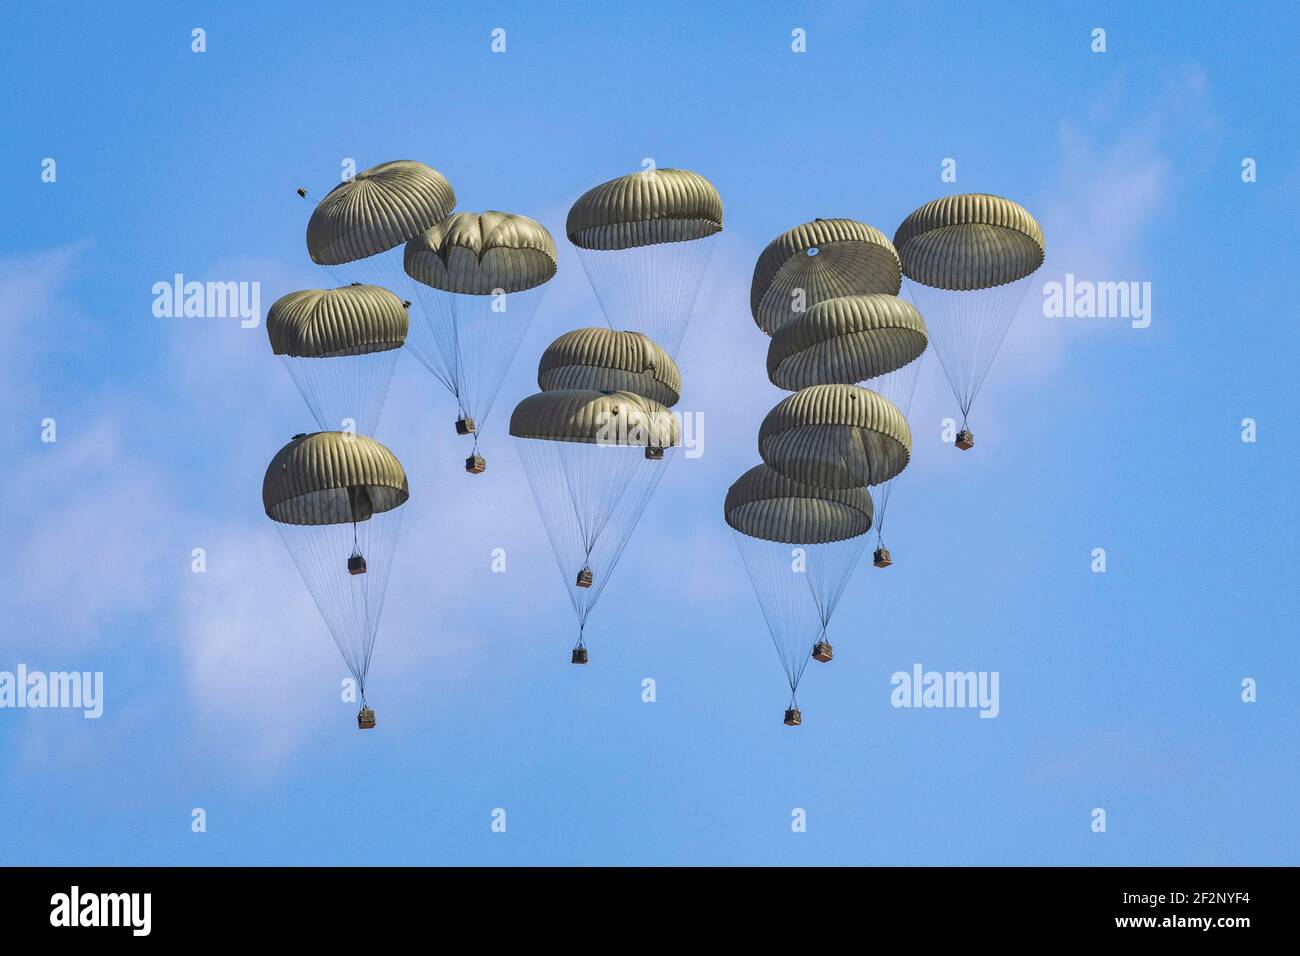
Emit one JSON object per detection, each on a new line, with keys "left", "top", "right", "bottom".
{"left": 257, "top": 157, "right": 1042, "bottom": 733}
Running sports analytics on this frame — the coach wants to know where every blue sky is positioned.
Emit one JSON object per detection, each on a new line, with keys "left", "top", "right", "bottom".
{"left": 0, "top": 1, "right": 1296, "bottom": 865}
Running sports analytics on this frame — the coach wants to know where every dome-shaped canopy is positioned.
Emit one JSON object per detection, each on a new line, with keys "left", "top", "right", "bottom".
{"left": 725, "top": 463, "right": 873, "bottom": 544}
{"left": 263, "top": 432, "right": 409, "bottom": 526}
{"left": 510, "top": 389, "right": 679, "bottom": 447}
{"left": 404, "top": 210, "right": 557, "bottom": 295}
{"left": 566, "top": 169, "right": 722, "bottom": 250}
{"left": 759, "top": 384, "right": 911, "bottom": 490}
{"left": 537, "top": 328, "right": 680, "bottom": 407}
{"left": 306, "top": 160, "right": 456, "bottom": 265}
{"left": 766, "top": 294, "right": 927, "bottom": 390}
{"left": 750, "top": 218, "right": 901, "bottom": 336}
{"left": 266, "top": 284, "right": 409, "bottom": 357}
{"left": 893, "top": 193, "right": 1045, "bottom": 291}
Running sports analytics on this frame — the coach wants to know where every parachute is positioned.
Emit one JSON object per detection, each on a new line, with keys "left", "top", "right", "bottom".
{"left": 263, "top": 432, "right": 409, "bottom": 729}
{"left": 538, "top": 328, "right": 681, "bottom": 407}
{"left": 510, "top": 388, "right": 679, "bottom": 661}
{"left": 750, "top": 218, "right": 901, "bottom": 337}
{"left": 725, "top": 464, "right": 873, "bottom": 722}
{"left": 893, "top": 193, "right": 1044, "bottom": 450}
{"left": 265, "top": 284, "right": 409, "bottom": 436}
{"left": 403, "top": 211, "right": 557, "bottom": 470}
{"left": 758, "top": 383, "right": 911, "bottom": 491}
{"left": 766, "top": 293, "right": 927, "bottom": 559}
{"left": 567, "top": 168, "right": 722, "bottom": 357}
{"left": 306, "top": 159, "right": 456, "bottom": 295}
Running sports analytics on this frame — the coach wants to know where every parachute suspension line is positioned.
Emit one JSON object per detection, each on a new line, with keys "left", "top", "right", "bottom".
{"left": 516, "top": 439, "right": 674, "bottom": 634}
{"left": 280, "top": 346, "right": 400, "bottom": 437}
{"left": 274, "top": 505, "right": 404, "bottom": 700}
{"left": 731, "top": 531, "right": 868, "bottom": 701}
{"left": 905, "top": 276, "right": 1033, "bottom": 428}
{"left": 863, "top": 355, "right": 924, "bottom": 543}
{"left": 576, "top": 236, "right": 717, "bottom": 359}
{"left": 406, "top": 284, "right": 548, "bottom": 435}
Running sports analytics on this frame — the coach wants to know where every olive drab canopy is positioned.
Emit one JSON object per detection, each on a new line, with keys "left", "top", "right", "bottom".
{"left": 893, "top": 193, "right": 1045, "bottom": 291}
{"left": 537, "top": 328, "right": 681, "bottom": 407}
{"left": 750, "top": 219, "right": 902, "bottom": 337}
{"left": 566, "top": 168, "right": 723, "bottom": 250}
{"left": 766, "top": 294, "right": 927, "bottom": 392}
{"left": 266, "top": 285, "right": 409, "bottom": 358}
{"left": 404, "top": 211, "right": 558, "bottom": 295}
{"left": 306, "top": 160, "right": 457, "bottom": 266}
{"left": 724, "top": 463, "right": 873, "bottom": 545}
{"left": 263, "top": 432, "right": 409, "bottom": 526}
{"left": 759, "top": 383, "right": 911, "bottom": 490}
{"left": 509, "top": 389, "right": 680, "bottom": 447}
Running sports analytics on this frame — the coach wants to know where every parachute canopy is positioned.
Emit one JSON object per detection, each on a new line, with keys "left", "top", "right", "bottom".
{"left": 725, "top": 463, "right": 873, "bottom": 544}
{"left": 307, "top": 160, "right": 456, "bottom": 266}
{"left": 893, "top": 193, "right": 1044, "bottom": 291}
{"left": 566, "top": 168, "right": 722, "bottom": 250}
{"left": 766, "top": 293, "right": 926, "bottom": 391}
{"left": 266, "top": 285, "right": 409, "bottom": 358}
{"left": 750, "top": 218, "right": 901, "bottom": 336}
{"left": 510, "top": 389, "right": 680, "bottom": 447}
{"left": 263, "top": 431, "right": 409, "bottom": 526}
{"left": 404, "top": 211, "right": 557, "bottom": 295}
{"left": 538, "top": 328, "right": 681, "bottom": 407}
{"left": 759, "top": 384, "right": 911, "bottom": 490}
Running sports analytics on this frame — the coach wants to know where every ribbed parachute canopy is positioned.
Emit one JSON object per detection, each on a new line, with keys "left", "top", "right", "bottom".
{"left": 263, "top": 431, "right": 409, "bottom": 525}
{"left": 725, "top": 464, "right": 872, "bottom": 714}
{"left": 265, "top": 285, "right": 409, "bottom": 436}
{"left": 750, "top": 218, "right": 901, "bottom": 337}
{"left": 766, "top": 294, "right": 926, "bottom": 391}
{"left": 405, "top": 210, "right": 557, "bottom": 295}
{"left": 893, "top": 193, "right": 1044, "bottom": 292}
{"left": 537, "top": 328, "right": 681, "bottom": 407}
{"left": 510, "top": 389, "right": 679, "bottom": 447}
{"left": 725, "top": 462, "right": 874, "bottom": 544}
{"left": 893, "top": 193, "right": 1045, "bottom": 436}
{"left": 566, "top": 167, "right": 722, "bottom": 358}
{"left": 266, "top": 285, "right": 408, "bottom": 358}
{"left": 511, "top": 389, "right": 679, "bottom": 656}
{"left": 263, "top": 433, "right": 409, "bottom": 710}
{"left": 307, "top": 160, "right": 456, "bottom": 266}
{"left": 403, "top": 211, "right": 557, "bottom": 451}
{"left": 759, "top": 384, "right": 911, "bottom": 491}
